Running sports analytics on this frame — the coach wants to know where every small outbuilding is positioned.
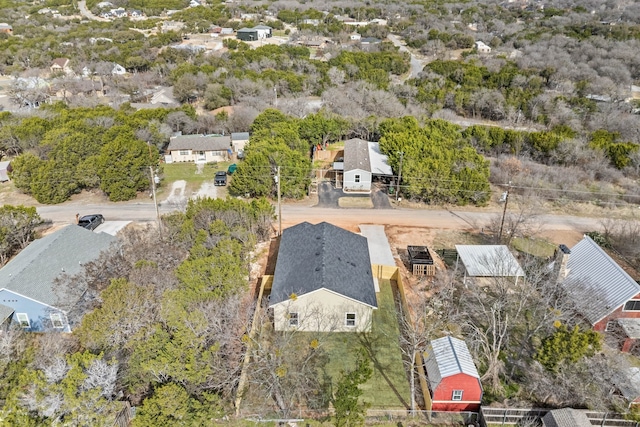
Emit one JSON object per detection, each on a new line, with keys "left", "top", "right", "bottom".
{"left": 424, "top": 336, "right": 482, "bottom": 411}
{"left": 408, "top": 246, "right": 435, "bottom": 276}
{"left": 541, "top": 408, "right": 591, "bottom": 427}
{"left": 455, "top": 245, "right": 525, "bottom": 285}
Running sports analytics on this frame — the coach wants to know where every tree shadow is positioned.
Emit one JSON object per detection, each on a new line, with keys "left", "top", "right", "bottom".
{"left": 356, "top": 332, "right": 410, "bottom": 410}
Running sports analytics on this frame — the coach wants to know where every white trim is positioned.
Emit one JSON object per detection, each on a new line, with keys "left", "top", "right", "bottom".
{"left": 0, "top": 288, "right": 68, "bottom": 313}
{"left": 50, "top": 313, "right": 64, "bottom": 328}
{"left": 452, "top": 390, "right": 463, "bottom": 401}
{"left": 345, "top": 312, "right": 356, "bottom": 327}
{"left": 269, "top": 287, "right": 378, "bottom": 310}
{"left": 622, "top": 299, "right": 640, "bottom": 312}
{"left": 432, "top": 400, "right": 481, "bottom": 404}
{"left": 16, "top": 312, "right": 29, "bottom": 328}
{"left": 288, "top": 312, "right": 298, "bottom": 327}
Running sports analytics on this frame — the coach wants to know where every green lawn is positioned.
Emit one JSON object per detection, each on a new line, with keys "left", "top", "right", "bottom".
{"left": 158, "top": 162, "right": 233, "bottom": 197}
{"left": 511, "top": 236, "right": 556, "bottom": 258}
{"left": 305, "top": 279, "right": 411, "bottom": 409}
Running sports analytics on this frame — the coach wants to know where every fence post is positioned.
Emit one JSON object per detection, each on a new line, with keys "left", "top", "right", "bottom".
{"left": 601, "top": 412, "right": 606, "bottom": 427}
{"left": 502, "top": 409, "right": 507, "bottom": 426}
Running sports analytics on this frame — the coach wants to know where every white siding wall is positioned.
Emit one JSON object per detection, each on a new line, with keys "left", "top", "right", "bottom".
{"left": 273, "top": 288, "right": 374, "bottom": 332}
{"left": 343, "top": 168, "right": 372, "bottom": 192}
{"left": 169, "top": 150, "right": 228, "bottom": 163}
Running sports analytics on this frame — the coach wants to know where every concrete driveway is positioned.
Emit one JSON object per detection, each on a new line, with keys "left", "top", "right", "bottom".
{"left": 316, "top": 182, "right": 393, "bottom": 209}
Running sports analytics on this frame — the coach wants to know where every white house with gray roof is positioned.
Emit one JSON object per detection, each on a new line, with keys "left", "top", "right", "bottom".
{"left": 166, "top": 134, "right": 232, "bottom": 163}
{"left": 269, "top": 222, "right": 377, "bottom": 332}
{"left": 0, "top": 225, "right": 115, "bottom": 332}
{"left": 342, "top": 138, "right": 373, "bottom": 192}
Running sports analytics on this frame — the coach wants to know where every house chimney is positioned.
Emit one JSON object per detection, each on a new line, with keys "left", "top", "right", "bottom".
{"left": 554, "top": 244, "right": 571, "bottom": 281}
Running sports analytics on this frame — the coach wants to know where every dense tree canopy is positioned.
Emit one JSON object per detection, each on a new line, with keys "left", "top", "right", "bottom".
{"left": 379, "top": 116, "right": 491, "bottom": 205}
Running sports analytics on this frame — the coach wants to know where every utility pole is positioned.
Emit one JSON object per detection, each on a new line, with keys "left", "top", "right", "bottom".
{"left": 275, "top": 166, "right": 282, "bottom": 236}
{"left": 149, "top": 166, "right": 160, "bottom": 230}
{"left": 396, "top": 151, "right": 404, "bottom": 202}
{"left": 498, "top": 181, "right": 511, "bottom": 242}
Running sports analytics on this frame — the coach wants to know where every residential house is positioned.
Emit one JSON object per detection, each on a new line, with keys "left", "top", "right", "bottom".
{"left": 361, "top": 37, "right": 381, "bottom": 45}
{"left": 342, "top": 138, "right": 372, "bottom": 192}
{"left": 236, "top": 27, "right": 258, "bottom": 41}
{"left": 335, "top": 139, "right": 393, "bottom": 192}
{"left": 220, "top": 27, "right": 234, "bottom": 35}
{"left": 161, "top": 20, "right": 185, "bottom": 33}
{"left": 166, "top": 134, "right": 231, "bottom": 163}
{"left": 269, "top": 222, "right": 378, "bottom": 332}
{"left": 0, "top": 23, "right": 12, "bottom": 35}
{"left": 455, "top": 245, "right": 525, "bottom": 285}
{"left": 50, "top": 58, "right": 72, "bottom": 75}
{"left": 0, "top": 160, "right": 11, "bottom": 182}
{"left": 209, "top": 25, "right": 222, "bottom": 34}
{"left": 423, "top": 336, "right": 483, "bottom": 411}
{"left": 0, "top": 225, "right": 115, "bottom": 332}
{"left": 130, "top": 10, "right": 143, "bottom": 18}
{"left": 553, "top": 236, "right": 640, "bottom": 351}
{"left": 475, "top": 40, "right": 491, "bottom": 53}
{"left": 302, "top": 19, "right": 320, "bottom": 26}
{"left": 253, "top": 25, "right": 272, "bottom": 39}
{"left": 349, "top": 33, "right": 361, "bottom": 41}
{"left": 240, "top": 13, "right": 259, "bottom": 21}
{"left": 541, "top": 408, "right": 591, "bottom": 427}
{"left": 110, "top": 7, "right": 127, "bottom": 18}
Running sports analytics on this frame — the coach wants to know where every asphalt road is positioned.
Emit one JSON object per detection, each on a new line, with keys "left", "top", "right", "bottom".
{"left": 37, "top": 201, "right": 601, "bottom": 234}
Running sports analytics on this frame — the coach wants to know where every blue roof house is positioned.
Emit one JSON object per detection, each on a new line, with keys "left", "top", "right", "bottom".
{"left": 0, "top": 225, "right": 115, "bottom": 332}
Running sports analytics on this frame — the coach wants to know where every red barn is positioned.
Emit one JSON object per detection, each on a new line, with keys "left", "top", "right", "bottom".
{"left": 424, "top": 336, "right": 482, "bottom": 411}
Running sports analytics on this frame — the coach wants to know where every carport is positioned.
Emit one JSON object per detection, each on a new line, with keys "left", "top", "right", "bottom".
{"left": 455, "top": 245, "right": 525, "bottom": 285}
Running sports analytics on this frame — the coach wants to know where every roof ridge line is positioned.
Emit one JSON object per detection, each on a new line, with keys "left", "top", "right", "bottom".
{"left": 448, "top": 335, "right": 464, "bottom": 374}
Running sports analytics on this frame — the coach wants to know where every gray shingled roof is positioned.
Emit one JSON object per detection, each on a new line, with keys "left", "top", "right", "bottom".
{"left": 424, "top": 336, "right": 480, "bottom": 391}
{"left": 167, "top": 134, "right": 231, "bottom": 151}
{"left": 561, "top": 235, "right": 640, "bottom": 325}
{"left": 0, "top": 225, "right": 115, "bottom": 308}
{"left": 269, "top": 222, "right": 377, "bottom": 308}
{"left": 231, "top": 132, "right": 250, "bottom": 141}
{"left": 0, "top": 303, "right": 14, "bottom": 323}
{"left": 343, "top": 138, "right": 371, "bottom": 173}
{"left": 542, "top": 408, "right": 591, "bottom": 427}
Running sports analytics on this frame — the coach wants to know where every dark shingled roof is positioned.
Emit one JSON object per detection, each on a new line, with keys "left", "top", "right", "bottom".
{"left": 542, "top": 408, "right": 592, "bottom": 427}
{"left": 343, "top": 138, "right": 371, "bottom": 172}
{"left": 167, "top": 134, "right": 231, "bottom": 151}
{"left": 269, "top": 222, "right": 377, "bottom": 308}
{"left": 0, "top": 225, "right": 115, "bottom": 307}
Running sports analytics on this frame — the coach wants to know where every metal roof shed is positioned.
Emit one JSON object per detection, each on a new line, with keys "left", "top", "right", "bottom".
{"left": 455, "top": 245, "right": 525, "bottom": 285}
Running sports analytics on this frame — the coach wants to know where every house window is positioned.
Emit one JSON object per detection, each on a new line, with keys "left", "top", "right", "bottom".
{"left": 452, "top": 390, "right": 463, "bottom": 401}
{"left": 289, "top": 312, "right": 298, "bottom": 327}
{"left": 624, "top": 300, "right": 640, "bottom": 311}
{"left": 16, "top": 313, "right": 29, "bottom": 328}
{"left": 354, "top": 174, "right": 361, "bottom": 183}
{"left": 179, "top": 150, "right": 189, "bottom": 156}
{"left": 50, "top": 313, "right": 64, "bottom": 329}
{"left": 345, "top": 313, "right": 356, "bottom": 327}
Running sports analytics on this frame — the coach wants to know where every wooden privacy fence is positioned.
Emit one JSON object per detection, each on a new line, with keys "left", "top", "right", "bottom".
{"left": 480, "top": 407, "right": 640, "bottom": 427}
